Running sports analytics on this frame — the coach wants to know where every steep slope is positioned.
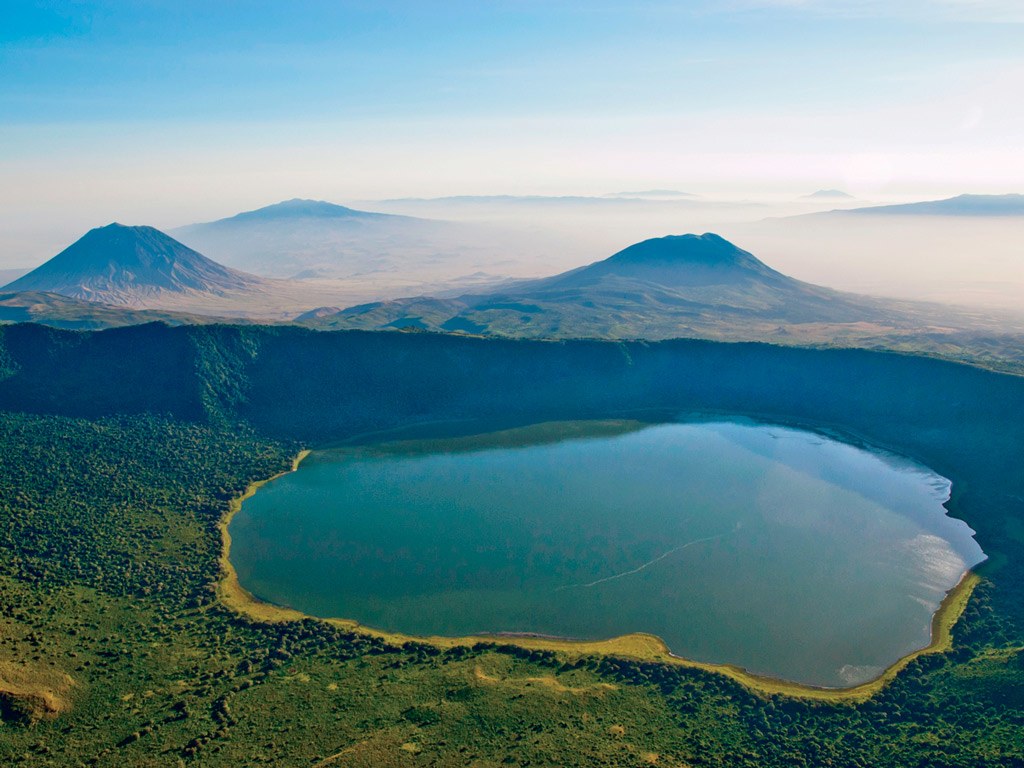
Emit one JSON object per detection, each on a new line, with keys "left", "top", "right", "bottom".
{"left": 3, "top": 223, "right": 266, "bottom": 306}
{"left": 309, "top": 233, "right": 1002, "bottom": 341}
{"left": 1, "top": 223, "right": 415, "bottom": 319}
{"left": 1, "top": 325, "right": 1023, "bottom": 765}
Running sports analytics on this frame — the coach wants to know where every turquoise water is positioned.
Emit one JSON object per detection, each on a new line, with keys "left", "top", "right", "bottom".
{"left": 230, "top": 420, "right": 985, "bottom": 687}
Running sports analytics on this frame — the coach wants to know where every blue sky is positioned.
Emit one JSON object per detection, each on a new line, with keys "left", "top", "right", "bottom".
{"left": 1, "top": 1, "right": 1022, "bottom": 257}
{"left": 5, "top": 1, "right": 1021, "bottom": 122}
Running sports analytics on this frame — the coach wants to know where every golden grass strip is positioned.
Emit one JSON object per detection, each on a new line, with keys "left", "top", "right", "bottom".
{"left": 218, "top": 450, "right": 980, "bottom": 702}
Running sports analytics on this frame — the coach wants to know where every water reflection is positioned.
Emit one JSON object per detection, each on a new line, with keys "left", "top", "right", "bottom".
{"left": 232, "top": 420, "right": 985, "bottom": 687}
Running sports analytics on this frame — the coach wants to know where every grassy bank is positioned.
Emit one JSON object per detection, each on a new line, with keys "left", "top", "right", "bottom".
{"left": 2, "top": 408, "right": 1020, "bottom": 766}
{"left": 218, "top": 443, "right": 982, "bottom": 703}
{"left": 217, "top": 448, "right": 312, "bottom": 624}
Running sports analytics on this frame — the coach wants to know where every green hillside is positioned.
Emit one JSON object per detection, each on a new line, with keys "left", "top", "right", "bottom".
{"left": 0, "top": 324, "right": 1022, "bottom": 766}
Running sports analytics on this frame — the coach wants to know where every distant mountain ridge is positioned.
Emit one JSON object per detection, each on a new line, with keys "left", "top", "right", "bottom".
{"left": 603, "top": 190, "right": 696, "bottom": 199}
{"left": 814, "top": 193, "right": 1024, "bottom": 217}
{"left": 2, "top": 223, "right": 267, "bottom": 306}
{"left": 374, "top": 194, "right": 698, "bottom": 205}
{"left": 803, "top": 189, "right": 853, "bottom": 200}
{"left": 5, "top": 226, "right": 1023, "bottom": 373}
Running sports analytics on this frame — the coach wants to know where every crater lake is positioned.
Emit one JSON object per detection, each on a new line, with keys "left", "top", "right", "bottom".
{"left": 229, "top": 419, "right": 985, "bottom": 687}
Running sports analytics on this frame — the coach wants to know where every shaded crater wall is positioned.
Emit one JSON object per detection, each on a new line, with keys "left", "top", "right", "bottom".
{"left": 0, "top": 322, "right": 1022, "bottom": 583}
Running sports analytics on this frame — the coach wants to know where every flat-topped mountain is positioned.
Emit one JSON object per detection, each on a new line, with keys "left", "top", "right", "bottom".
{"left": 530, "top": 233, "right": 790, "bottom": 291}
{"left": 2, "top": 223, "right": 266, "bottom": 306}
{"left": 186, "top": 198, "right": 399, "bottom": 225}
{"left": 172, "top": 199, "right": 457, "bottom": 280}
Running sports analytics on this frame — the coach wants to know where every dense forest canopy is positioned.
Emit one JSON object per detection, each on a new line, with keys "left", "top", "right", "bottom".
{"left": 0, "top": 322, "right": 1022, "bottom": 766}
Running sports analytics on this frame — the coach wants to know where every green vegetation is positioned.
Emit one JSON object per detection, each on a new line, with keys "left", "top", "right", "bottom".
{"left": 0, "top": 324, "right": 1023, "bottom": 765}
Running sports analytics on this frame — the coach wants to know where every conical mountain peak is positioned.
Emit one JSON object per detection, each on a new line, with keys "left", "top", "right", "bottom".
{"left": 4, "top": 224, "right": 264, "bottom": 305}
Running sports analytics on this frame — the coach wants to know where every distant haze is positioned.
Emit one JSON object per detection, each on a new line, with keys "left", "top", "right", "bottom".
{"left": 3, "top": 1, "right": 1024, "bottom": 269}
{"left": 360, "top": 194, "right": 1024, "bottom": 314}
{"left": 5, "top": 193, "right": 1023, "bottom": 316}
{"left": 730, "top": 198, "right": 1024, "bottom": 312}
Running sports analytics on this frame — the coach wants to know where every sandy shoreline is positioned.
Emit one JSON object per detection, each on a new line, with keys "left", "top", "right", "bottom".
{"left": 216, "top": 430, "right": 982, "bottom": 702}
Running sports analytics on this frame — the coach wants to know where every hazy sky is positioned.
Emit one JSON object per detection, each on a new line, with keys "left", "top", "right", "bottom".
{"left": 2, "top": 0, "right": 1023, "bottom": 262}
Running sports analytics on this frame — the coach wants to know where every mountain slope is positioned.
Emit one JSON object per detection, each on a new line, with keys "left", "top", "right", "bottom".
{"left": 306, "top": 232, "right": 1024, "bottom": 346}
{"left": 198, "top": 198, "right": 397, "bottom": 224}
{"left": 172, "top": 198, "right": 467, "bottom": 280}
{"left": 3, "top": 223, "right": 267, "bottom": 306}
{"left": 0, "top": 291, "right": 247, "bottom": 329}
{"left": 814, "top": 193, "right": 1024, "bottom": 217}
{"left": 1, "top": 223, "right": 412, "bottom": 319}
{"left": 523, "top": 233, "right": 790, "bottom": 291}
{"left": 735, "top": 194, "right": 1024, "bottom": 313}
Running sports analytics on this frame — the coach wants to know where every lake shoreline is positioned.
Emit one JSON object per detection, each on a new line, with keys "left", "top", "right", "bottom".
{"left": 217, "top": 418, "right": 982, "bottom": 702}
